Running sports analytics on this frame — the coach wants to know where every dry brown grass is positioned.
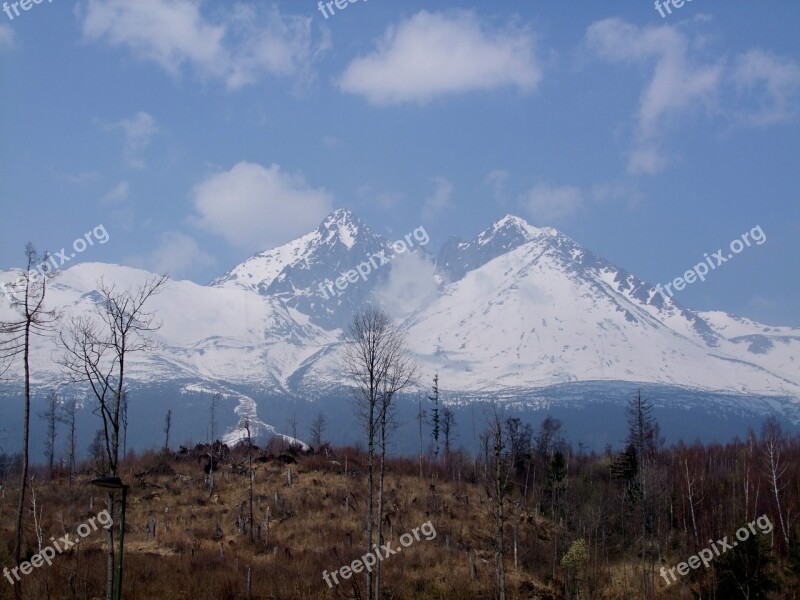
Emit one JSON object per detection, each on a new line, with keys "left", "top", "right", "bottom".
{"left": 0, "top": 445, "right": 558, "bottom": 599}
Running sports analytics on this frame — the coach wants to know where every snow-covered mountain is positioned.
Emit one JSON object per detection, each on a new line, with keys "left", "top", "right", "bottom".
{"left": 2, "top": 209, "right": 799, "bottom": 449}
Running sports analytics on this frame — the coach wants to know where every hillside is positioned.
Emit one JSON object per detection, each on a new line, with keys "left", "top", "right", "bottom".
{"left": 2, "top": 425, "right": 800, "bottom": 599}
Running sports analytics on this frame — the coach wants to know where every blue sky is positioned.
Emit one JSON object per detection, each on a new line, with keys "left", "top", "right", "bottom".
{"left": 0, "top": 0, "right": 798, "bottom": 326}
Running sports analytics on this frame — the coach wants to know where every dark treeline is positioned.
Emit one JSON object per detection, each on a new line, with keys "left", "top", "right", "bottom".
{"left": 1, "top": 395, "right": 799, "bottom": 598}
{"left": 431, "top": 391, "right": 800, "bottom": 598}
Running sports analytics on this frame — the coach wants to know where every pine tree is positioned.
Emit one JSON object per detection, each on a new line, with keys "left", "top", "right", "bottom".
{"left": 715, "top": 533, "right": 778, "bottom": 599}
{"left": 429, "top": 373, "right": 440, "bottom": 460}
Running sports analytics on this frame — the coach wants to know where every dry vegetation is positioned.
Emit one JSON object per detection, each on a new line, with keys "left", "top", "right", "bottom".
{"left": 2, "top": 425, "right": 800, "bottom": 599}
{"left": 0, "top": 441, "right": 559, "bottom": 600}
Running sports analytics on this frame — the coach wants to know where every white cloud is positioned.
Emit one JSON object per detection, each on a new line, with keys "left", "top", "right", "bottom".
{"left": 521, "top": 183, "right": 584, "bottom": 224}
{"left": 79, "top": 0, "right": 327, "bottom": 89}
{"left": 101, "top": 181, "right": 130, "bottom": 204}
{"left": 339, "top": 10, "right": 542, "bottom": 105}
{"left": 732, "top": 49, "right": 800, "bottom": 126}
{"left": 0, "top": 23, "right": 13, "bottom": 48}
{"left": 374, "top": 191, "right": 402, "bottom": 210}
{"left": 627, "top": 145, "right": 663, "bottom": 177}
{"left": 375, "top": 251, "right": 439, "bottom": 319}
{"left": 63, "top": 171, "right": 101, "bottom": 185}
{"left": 586, "top": 19, "right": 800, "bottom": 175}
{"left": 129, "top": 231, "right": 216, "bottom": 279}
{"left": 192, "top": 161, "right": 333, "bottom": 251}
{"left": 421, "top": 177, "right": 453, "bottom": 221}
{"left": 484, "top": 169, "right": 509, "bottom": 204}
{"left": 586, "top": 18, "right": 722, "bottom": 174}
{"left": 100, "top": 112, "right": 159, "bottom": 169}
{"left": 588, "top": 182, "right": 642, "bottom": 209}
{"left": 356, "top": 185, "right": 404, "bottom": 210}
{"left": 520, "top": 180, "right": 642, "bottom": 223}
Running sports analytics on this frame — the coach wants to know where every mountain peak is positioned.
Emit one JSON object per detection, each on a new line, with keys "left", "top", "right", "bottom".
{"left": 436, "top": 215, "right": 557, "bottom": 281}
{"left": 487, "top": 214, "right": 556, "bottom": 243}
{"left": 320, "top": 209, "right": 363, "bottom": 249}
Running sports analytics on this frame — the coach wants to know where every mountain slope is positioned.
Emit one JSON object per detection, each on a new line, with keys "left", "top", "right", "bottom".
{"left": 2, "top": 210, "right": 799, "bottom": 445}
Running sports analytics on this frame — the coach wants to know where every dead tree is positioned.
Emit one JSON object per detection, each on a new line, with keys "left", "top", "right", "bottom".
{"left": 342, "top": 306, "right": 417, "bottom": 600}
{"left": 486, "top": 405, "right": 509, "bottom": 600}
{"left": 60, "top": 273, "right": 166, "bottom": 600}
{"left": 208, "top": 394, "right": 219, "bottom": 495}
{"left": 310, "top": 411, "right": 326, "bottom": 449}
{"left": 38, "top": 390, "right": 59, "bottom": 480}
{"left": 58, "top": 396, "right": 78, "bottom": 487}
{"left": 0, "top": 243, "right": 58, "bottom": 578}
{"left": 762, "top": 417, "right": 790, "bottom": 545}
{"left": 375, "top": 330, "right": 416, "bottom": 600}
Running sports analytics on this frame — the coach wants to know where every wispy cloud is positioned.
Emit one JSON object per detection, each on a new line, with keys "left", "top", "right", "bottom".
{"left": 101, "top": 181, "right": 130, "bottom": 205}
{"left": 586, "top": 18, "right": 722, "bottom": 175}
{"left": 585, "top": 18, "right": 800, "bottom": 175}
{"left": 521, "top": 183, "right": 584, "bottom": 224}
{"left": 98, "top": 112, "right": 159, "bottom": 169}
{"left": 128, "top": 231, "right": 216, "bottom": 279}
{"left": 520, "top": 181, "right": 641, "bottom": 223}
{"left": 78, "top": 0, "right": 328, "bottom": 90}
{"left": 0, "top": 22, "right": 13, "bottom": 48}
{"left": 62, "top": 171, "right": 102, "bottom": 185}
{"left": 421, "top": 177, "right": 454, "bottom": 221}
{"left": 484, "top": 169, "right": 510, "bottom": 205}
{"left": 191, "top": 161, "right": 333, "bottom": 251}
{"left": 732, "top": 49, "right": 800, "bottom": 126}
{"left": 339, "top": 10, "right": 543, "bottom": 105}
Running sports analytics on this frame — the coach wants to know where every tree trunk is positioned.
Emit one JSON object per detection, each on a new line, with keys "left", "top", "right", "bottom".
{"left": 13, "top": 321, "right": 32, "bottom": 600}
{"left": 495, "top": 418, "right": 506, "bottom": 600}
{"left": 106, "top": 493, "right": 115, "bottom": 600}
{"left": 366, "top": 404, "right": 375, "bottom": 599}
{"left": 376, "top": 418, "right": 388, "bottom": 600}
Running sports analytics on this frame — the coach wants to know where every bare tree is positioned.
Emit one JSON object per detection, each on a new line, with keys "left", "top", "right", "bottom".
{"left": 58, "top": 396, "right": 78, "bottom": 487}
{"left": 683, "top": 458, "right": 701, "bottom": 545}
{"left": 241, "top": 418, "right": 255, "bottom": 542}
{"left": 60, "top": 273, "right": 166, "bottom": 600}
{"left": 0, "top": 243, "right": 58, "bottom": 578}
{"left": 485, "top": 405, "right": 509, "bottom": 600}
{"left": 534, "top": 415, "right": 563, "bottom": 460}
{"left": 341, "top": 306, "right": 417, "bottom": 600}
{"left": 120, "top": 388, "right": 129, "bottom": 459}
{"left": 38, "top": 390, "right": 59, "bottom": 480}
{"left": 89, "top": 428, "right": 108, "bottom": 474}
{"left": 375, "top": 324, "right": 416, "bottom": 600}
{"left": 309, "top": 411, "right": 326, "bottom": 449}
{"left": 209, "top": 393, "right": 219, "bottom": 495}
{"left": 762, "top": 417, "right": 790, "bottom": 545}
{"left": 60, "top": 274, "right": 166, "bottom": 476}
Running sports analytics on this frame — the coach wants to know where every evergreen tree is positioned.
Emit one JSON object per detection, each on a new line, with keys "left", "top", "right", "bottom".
{"left": 715, "top": 533, "right": 778, "bottom": 599}
{"left": 429, "top": 373, "right": 440, "bottom": 460}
